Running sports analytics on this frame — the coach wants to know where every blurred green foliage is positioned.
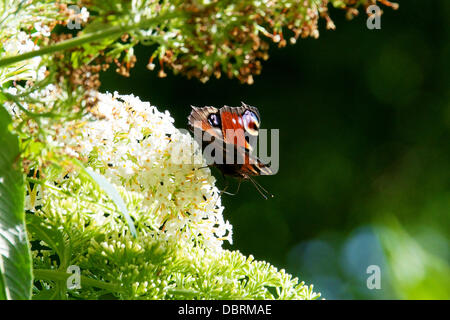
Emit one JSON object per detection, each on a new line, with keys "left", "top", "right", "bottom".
{"left": 100, "top": 0, "right": 449, "bottom": 299}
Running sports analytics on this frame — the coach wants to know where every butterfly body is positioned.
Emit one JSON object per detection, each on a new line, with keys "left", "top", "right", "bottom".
{"left": 188, "top": 103, "right": 273, "bottom": 198}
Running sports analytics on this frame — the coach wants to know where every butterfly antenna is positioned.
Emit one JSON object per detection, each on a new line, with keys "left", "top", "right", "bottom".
{"left": 247, "top": 175, "right": 274, "bottom": 200}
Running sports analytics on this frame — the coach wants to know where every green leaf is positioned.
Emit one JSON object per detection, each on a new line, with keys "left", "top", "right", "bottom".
{"left": 26, "top": 214, "right": 66, "bottom": 262}
{"left": 32, "top": 288, "right": 57, "bottom": 300}
{"left": 0, "top": 105, "right": 32, "bottom": 300}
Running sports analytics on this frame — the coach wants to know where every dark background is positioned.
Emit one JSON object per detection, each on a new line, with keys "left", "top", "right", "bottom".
{"left": 101, "top": 1, "right": 450, "bottom": 299}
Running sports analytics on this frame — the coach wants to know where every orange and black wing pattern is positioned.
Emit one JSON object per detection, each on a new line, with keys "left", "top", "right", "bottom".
{"left": 188, "top": 106, "right": 222, "bottom": 141}
{"left": 188, "top": 104, "right": 272, "bottom": 178}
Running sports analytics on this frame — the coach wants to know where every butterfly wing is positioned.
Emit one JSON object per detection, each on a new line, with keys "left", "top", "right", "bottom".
{"left": 219, "top": 104, "right": 260, "bottom": 152}
{"left": 236, "top": 145, "right": 273, "bottom": 177}
{"left": 188, "top": 104, "right": 272, "bottom": 177}
{"left": 188, "top": 106, "right": 222, "bottom": 140}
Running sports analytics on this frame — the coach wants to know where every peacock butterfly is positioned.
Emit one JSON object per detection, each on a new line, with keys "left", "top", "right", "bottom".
{"left": 188, "top": 102, "right": 273, "bottom": 199}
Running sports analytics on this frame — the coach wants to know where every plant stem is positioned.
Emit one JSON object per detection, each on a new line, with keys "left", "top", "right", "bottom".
{"left": 0, "top": 12, "right": 182, "bottom": 68}
{"left": 34, "top": 269, "right": 123, "bottom": 292}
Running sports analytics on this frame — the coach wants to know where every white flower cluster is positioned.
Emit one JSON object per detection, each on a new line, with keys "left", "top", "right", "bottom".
{"left": 0, "top": 3, "right": 89, "bottom": 86}
{"left": 52, "top": 92, "right": 233, "bottom": 251}
{"left": 0, "top": 31, "right": 46, "bottom": 85}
